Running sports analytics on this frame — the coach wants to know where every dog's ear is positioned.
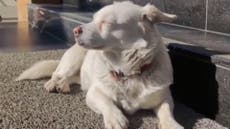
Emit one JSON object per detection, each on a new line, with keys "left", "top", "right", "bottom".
{"left": 141, "top": 4, "right": 177, "bottom": 23}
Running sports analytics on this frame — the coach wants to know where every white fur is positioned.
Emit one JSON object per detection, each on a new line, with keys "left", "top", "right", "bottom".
{"left": 16, "top": 60, "right": 59, "bottom": 81}
{"left": 17, "top": 1, "right": 183, "bottom": 129}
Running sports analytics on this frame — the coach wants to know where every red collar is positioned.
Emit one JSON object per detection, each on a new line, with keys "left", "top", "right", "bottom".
{"left": 110, "top": 63, "right": 152, "bottom": 81}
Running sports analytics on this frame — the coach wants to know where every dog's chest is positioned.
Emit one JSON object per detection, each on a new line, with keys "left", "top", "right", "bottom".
{"left": 110, "top": 77, "right": 161, "bottom": 114}
{"left": 116, "top": 79, "right": 143, "bottom": 100}
{"left": 81, "top": 51, "right": 166, "bottom": 113}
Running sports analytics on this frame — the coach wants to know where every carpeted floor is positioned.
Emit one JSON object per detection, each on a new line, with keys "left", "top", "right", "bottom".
{"left": 0, "top": 50, "right": 227, "bottom": 129}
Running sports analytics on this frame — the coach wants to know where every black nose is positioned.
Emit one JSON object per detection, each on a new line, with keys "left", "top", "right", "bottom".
{"left": 73, "top": 26, "right": 83, "bottom": 37}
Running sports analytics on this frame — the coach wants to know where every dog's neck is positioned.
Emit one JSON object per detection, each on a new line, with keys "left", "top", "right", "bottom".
{"left": 102, "top": 29, "right": 161, "bottom": 76}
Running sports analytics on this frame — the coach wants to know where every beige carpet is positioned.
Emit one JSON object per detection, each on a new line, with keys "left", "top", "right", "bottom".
{"left": 0, "top": 49, "right": 227, "bottom": 129}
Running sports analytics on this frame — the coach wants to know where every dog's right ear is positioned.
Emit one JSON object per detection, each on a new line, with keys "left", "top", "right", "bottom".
{"left": 141, "top": 4, "right": 177, "bottom": 24}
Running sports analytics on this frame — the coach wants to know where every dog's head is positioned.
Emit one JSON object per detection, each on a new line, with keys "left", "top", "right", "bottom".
{"left": 73, "top": 1, "right": 177, "bottom": 50}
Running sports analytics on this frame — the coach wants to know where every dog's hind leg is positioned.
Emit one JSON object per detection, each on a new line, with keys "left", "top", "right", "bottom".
{"left": 154, "top": 88, "right": 184, "bottom": 129}
{"left": 44, "top": 75, "right": 71, "bottom": 93}
{"left": 44, "top": 44, "right": 87, "bottom": 93}
{"left": 86, "top": 86, "right": 129, "bottom": 129}
{"left": 44, "top": 72, "right": 81, "bottom": 93}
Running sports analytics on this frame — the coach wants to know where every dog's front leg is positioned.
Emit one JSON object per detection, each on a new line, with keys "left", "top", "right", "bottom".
{"left": 154, "top": 89, "right": 184, "bottom": 129}
{"left": 86, "top": 86, "right": 129, "bottom": 129}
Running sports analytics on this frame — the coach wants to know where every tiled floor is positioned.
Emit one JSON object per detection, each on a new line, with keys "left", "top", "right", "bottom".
{"left": 0, "top": 22, "right": 68, "bottom": 53}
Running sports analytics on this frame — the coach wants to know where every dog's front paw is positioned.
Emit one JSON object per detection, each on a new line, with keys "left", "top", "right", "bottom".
{"left": 44, "top": 79, "right": 56, "bottom": 92}
{"left": 104, "top": 111, "right": 129, "bottom": 129}
{"left": 56, "top": 82, "right": 70, "bottom": 93}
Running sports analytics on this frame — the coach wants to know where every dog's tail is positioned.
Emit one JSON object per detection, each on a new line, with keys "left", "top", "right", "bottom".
{"left": 16, "top": 60, "right": 59, "bottom": 81}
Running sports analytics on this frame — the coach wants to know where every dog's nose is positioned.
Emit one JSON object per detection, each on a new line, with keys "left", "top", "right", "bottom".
{"left": 73, "top": 26, "right": 83, "bottom": 37}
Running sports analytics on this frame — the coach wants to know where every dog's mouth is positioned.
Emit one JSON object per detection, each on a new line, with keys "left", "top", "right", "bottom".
{"left": 84, "top": 45, "right": 105, "bottom": 50}
{"left": 75, "top": 39, "right": 104, "bottom": 50}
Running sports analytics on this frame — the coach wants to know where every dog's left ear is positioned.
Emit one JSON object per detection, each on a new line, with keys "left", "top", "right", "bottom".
{"left": 141, "top": 4, "right": 177, "bottom": 23}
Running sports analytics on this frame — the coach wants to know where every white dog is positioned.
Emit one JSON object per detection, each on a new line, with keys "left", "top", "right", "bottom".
{"left": 17, "top": 1, "right": 183, "bottom": 129}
